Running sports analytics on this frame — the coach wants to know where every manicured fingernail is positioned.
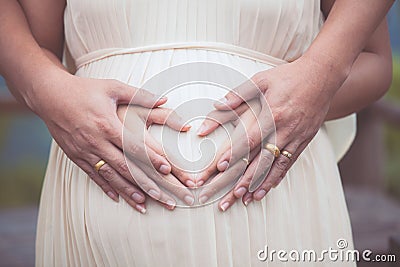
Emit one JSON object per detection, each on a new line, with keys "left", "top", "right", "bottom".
{"left": 235, "top": 187, "right": 247, "bottom": 197}
{"left": 107, "top": 191, "right": 119, "bottom": 202}
{"left": 182, "top": 124, "right": 192, "bottom": 131}
{"left": 148, "top": 189, "right": 160, "bottom": 200}
{"left": 220, "top": 202, "right": 230, "bottom": 212}
{"left": 186, "top": 180, "right": 196, "bottom": 188}
{"left": 166, "top": 200, "right": 176, "bottom": 209}
{"left": 184, "top": 195, "right": 195, "bottom": 206}
{"left": 159, "top": 164, "right": 170, "bottom": 174}
{"left": 197, "top": 125, "right": 207, "bottom": 135}
{"left": 196, "top": 180, "right": 204, "bottom": 187}
{"left": 217, "top": 161, "right": 229, "bottom": 171}
{"left": 199, "top": 195, "right": 209, "bottom": 204}
{"left": 244, "top": 198, "right": 253, "bottom": 206}
{"left": 131, "top": 192, "right": 145, "bottom": 203}
{"left": 136, "top": 204, "right": 147, "bottom": 214}
{"left": 254, "top": 189, "right": 266, "bottom": 200}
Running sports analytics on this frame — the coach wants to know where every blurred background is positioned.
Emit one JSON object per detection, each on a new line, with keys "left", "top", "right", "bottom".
{"left": 0, "top": 3, "right": 399, "bottom": 266}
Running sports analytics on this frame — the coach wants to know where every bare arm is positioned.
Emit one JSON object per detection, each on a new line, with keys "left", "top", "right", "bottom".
{"left": 0, "top": 0, "right": 65, "bottom": 106}
{"left": 322, "top": 0, "right": 393, "bottom": 120}
{"left": 0, "top": 0, "right": 195, "bottom": 212}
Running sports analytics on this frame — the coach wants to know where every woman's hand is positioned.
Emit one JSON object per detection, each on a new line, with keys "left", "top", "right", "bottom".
{"left": 30, "top": 69, "right": 195, "bottom": 212}
{"left": 197, "top": 56, "right": 345, "bottom": 210}
{"left": 117, "top": 105, "right": 195, "bottom": 207}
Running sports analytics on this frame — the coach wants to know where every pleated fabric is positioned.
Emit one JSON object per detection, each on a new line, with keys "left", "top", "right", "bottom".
{"left": 36, "top": 1, "right": 356, "bottom": 266}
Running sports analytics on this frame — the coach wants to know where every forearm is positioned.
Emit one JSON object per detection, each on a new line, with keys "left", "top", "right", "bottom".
{"left": 326, "top": 50, "right": 393, "bottom": 120}
{"left": 0, "top": 0, "right": 67, "bottom": 110}
{"left": 303, "top": 0, "right": 394, "bottom": 87}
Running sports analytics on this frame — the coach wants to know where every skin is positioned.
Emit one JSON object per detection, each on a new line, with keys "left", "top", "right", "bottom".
{"left": 0, "top": 0, "right": 394, "bottom": 213}
{"left": 197, "top": 0, "right": 394, "bottom": 211}
{"left": 0, "top": 0, "right": 195, "bottom": 213}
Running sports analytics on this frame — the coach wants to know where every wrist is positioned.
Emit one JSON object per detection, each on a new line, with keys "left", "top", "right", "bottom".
{"left": 299, "top": 51, "right": 351, "bottom": 94}
{"left": 24, "top": 65, "right": 72, "bottom": 115}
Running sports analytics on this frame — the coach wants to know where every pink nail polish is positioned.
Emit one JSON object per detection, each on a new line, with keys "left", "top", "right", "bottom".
{"left": 235, "top": 187, "right": 247, "bottom": 197}
{"left": 197, "top": 125, "right": 207, "bottom": 135}
{"left": 159, "top": 164, "right": 170, "bottom": 174}
{"left": 199, "top": 195, "right": 209, "bottom": 204}
{"left": 186, "top": 180, "right": 196, "bottom": 188}
{"left": 220, "top": 202, "right": 229, "bottom": 211}
{"left": 131, "top": 192, "right": 145, "bottom": 203}
{"left": 136, "top": 204, "right": 147, "bottom": 214}
{"left": 218, "top": 161, "right": 229, "bottom": 171}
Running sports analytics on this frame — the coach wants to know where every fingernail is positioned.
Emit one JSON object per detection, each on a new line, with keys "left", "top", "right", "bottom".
{"left": 196, "top": 125, "right": 207, "bottom": 135}
{"left": 159, "top": 164, "right": 170, "bottom": 174}
{"left": 107, "top": 191, "right": 119, "bottom": 202}
{"left": 182, "top": 124, "right": 192, "bottom": 131}
{"left": 166, "top": 200, "right": 176, "bottom": 209}
{"left": 254, "top": 189, "right": 266, "bottom": 200}
{"left": 184, "top": 195, "right": 195, "bottom": 206}
{"left": 186, "top": 180, "right": 196, "bottom": 188}
{"left": 148, "top": 189, "right": 160, "bottom": 200}
{"left": 244, "top": 198, "right": 253, "bottom": 206}
{"left": 131, "top": 192, "right": 145, "bottom": 203}
{"left": 196, "top": 180, "right": 204, "bottom": 187}
{"left": 136, "top": 204, "right": 147, "bottom": 214}
{"left": 220, "top": 202, "right": 230, "bottom": 212}
{"left": 217, "top": 161, "right": 229, "bottom": 171}
{"left": 235, "top": 187, "right": 247, "bottom": 197}
{"left": 199, "top": 195, "right": 209, "bottom": 204}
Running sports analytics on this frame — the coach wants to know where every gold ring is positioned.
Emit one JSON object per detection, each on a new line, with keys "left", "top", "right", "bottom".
{"left": 242, "top": 157, "right": 249, "bottom": 165}
{"left": 264, "top": 143, "right": 281, "bottom": 158}
{"left": 281, "top": 150, "right": 293, "bottom": 159}
{"left": 94, "top": 160, "right": 106, "bottom": 173}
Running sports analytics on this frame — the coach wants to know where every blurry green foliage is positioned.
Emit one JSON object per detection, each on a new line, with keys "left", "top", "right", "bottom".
{"left": 385, "top": 56, "right": 400, "bottom": 200}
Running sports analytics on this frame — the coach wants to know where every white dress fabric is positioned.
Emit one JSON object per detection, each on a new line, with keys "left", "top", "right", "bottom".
{"left": 36, "top": 0, "right": 356, "bottom": 266}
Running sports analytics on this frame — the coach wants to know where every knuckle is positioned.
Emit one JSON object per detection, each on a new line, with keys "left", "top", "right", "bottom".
{"left": 99, "top": 166, "right": 115, "bottom": 181}
{"left": 116, "top": 160, "right": 130, "bottom": 176}
{"left": 274, "top": 158, "right": 288, "bottom": 173}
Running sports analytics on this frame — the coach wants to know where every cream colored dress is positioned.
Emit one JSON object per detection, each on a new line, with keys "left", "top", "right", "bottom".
{"left": 36, "top": 0, "right": 357, "bottom": 266}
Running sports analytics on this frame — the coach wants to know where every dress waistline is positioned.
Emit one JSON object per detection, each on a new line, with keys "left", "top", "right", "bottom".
{"left": 75, "top": 42, "right": 288, "bottom": 69}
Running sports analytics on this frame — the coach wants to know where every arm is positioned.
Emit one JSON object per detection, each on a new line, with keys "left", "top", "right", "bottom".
{"left": 0, "top": 0, "right": 195, "bottom": 211}
{"left": 197, "top": 0, "right": 395, "bottom": 210}
{"left": 322, "top": 0, "right": 393, "bottom": 120}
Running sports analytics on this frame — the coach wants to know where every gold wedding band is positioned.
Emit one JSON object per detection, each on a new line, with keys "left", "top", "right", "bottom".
{"left": 281, "top": 150, "right": 293, "bottom": 159}
{"left": 242, "top": 157, "right": 249, "bottom": 166}
{"left": 264, "top": 143, "right": 281, "bottom": 158}
{"left": 94, "top": 160, "right": 106, "bottom": 173}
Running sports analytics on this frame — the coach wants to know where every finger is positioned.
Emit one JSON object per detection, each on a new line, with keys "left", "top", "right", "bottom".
{"left": 109, "top": 80, "right": 167, "bottom": 108}
{"left": 144, "top": 132, "right": 196, "bottom": 187}
{"left": 136, "top": 161, "right": 195, "bottom": 206}
{"left": 197, "top": 102, "right": 249, "bottom": 136}
{"left": 252, "top": 139, "right": 303, "bottom": 201}
{"left": 271, "top": 139, "right": 311, "bottom": 187}
{"left": 76, "top": 159, "right": 120, "bottom": 202}
{"left": 195, "top": 102, "right": 261, "bottom": 185}
{"left": 242, "top": 191, "right": 253, "bottom": 206}
{"left": 95, "top": 160, "right": 147, "bottom": 204}
{"left": 217, "top": 191, "right": 237, "bottom": 212}
{"left": 214, "top": 78, "right": 264, "bottom": 110}
{"left": 231, "top": 145, "right": 265, "bottom": 198}
{"left": 112, "top": 115, "right": 172, "bottom": 175}
{"left": 146, "top": 108, "right": 191, "bottom": 132}
{"left": 216, "top": 102, "right": 274, "bottom": 171}
{"left": 84, "top": 157, "right": 148, "bottom": 214}
{"left": 198, "top": 158, "right": 248, "bottom": 204}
